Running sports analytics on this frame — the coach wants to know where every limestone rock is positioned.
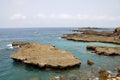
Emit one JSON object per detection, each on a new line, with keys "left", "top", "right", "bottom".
{"left": 98, "top": 69, "right": 120, "bottom": 80}
{"left": 114, "top": 27, "right": 120, "bottom": 35}
{"left": 12, "top": 42, "right": 30, "bottom": 47}
{"left": 87, "top": 46, "right": 120, "bottom": 56}
{"left": 62, "top": 27, "right": 120, "bottom": 44}
{"left": 87, "top": 60, "right": 94, "bottom": 65}
{"left": 99, "top": 69, "right": 109, "bottom": 80}
{"left": 10, "top": 42, "right": 81, "bottom": 69}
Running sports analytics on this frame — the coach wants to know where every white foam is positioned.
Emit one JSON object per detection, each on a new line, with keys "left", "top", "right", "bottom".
{"left": 7, "top": 44, "right": 14, "bottom": 49}
{"left": 58, "top": 37, "right": 61, "bottom": 39}
{"left": 55, "top": 76, "right": 59, "bottom": 79}
{"left": 7, "top": 44, "right": 12, "bottom": 47}
{"left": 10, "top": 46, "right": 13, "bottom": 49}
{"left": 93, "top": 77, "right": 99, "bottom": 80}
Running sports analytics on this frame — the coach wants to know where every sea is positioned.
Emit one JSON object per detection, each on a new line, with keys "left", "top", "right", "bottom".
{"left": 0, "top": 28, "right": 120, "bottom": 80}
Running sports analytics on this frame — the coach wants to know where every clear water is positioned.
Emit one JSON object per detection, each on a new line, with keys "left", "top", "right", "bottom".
{"left": 0, "top": 28, "right": 119, "bottom": 80}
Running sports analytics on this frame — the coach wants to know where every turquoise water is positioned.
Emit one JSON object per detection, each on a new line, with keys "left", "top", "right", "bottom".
{"left": 0, "top": 28, "right": 119, "bottom": 80}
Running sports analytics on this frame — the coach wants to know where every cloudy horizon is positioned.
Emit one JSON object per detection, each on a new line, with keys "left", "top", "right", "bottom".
{"left": 0, "top": 0, "right": 120, "bottom": 28}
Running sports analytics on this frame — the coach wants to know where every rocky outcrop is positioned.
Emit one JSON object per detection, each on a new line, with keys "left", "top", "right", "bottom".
{"left": 78, "top": 27, "right": 108, "bottom": 30}
{"left": 73, "top": 29, "right": 113, "bottom": 36}
{"left": 62, "top": 27, "right": 120, "bottom": 44}
{"left": 82, "top": 69, "right": 120, "bottom": 80}
{"left": 10, "top": 42, "right": 81, "bottom": 69}
{"left": 87, "top": 60, "right": 94, "bottom": 65}
{"left": 12, "top": 42, "right": 30, "bottom": 47}
{"left": 62, "top": 34, "right": 120, "bottom": 44}
{"left": 114, "top": 27, "right": 120, "bottom": 35}
{"left": 99, "top": 69, "right": 120, "bottom": 80}
{"left": 99, "top": 69, "right": 109, "bottom": 80}
{"left": 87, "top": 46, "right": 120, "bottom": 56}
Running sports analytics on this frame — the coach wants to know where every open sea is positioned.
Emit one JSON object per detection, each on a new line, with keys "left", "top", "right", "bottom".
{"left": 0, "top": 28, "right": 120, "bottom": 80}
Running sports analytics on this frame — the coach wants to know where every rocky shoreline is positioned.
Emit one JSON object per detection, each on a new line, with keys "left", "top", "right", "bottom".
{"left": 72, "top": 27, "right": 109, "bottom": 32}
{"left": 62, "top": 27, "right": 120, "bottom": 44}
{"left": 10, "top": 27, "right": 120, "bottom": 80}
{"left": 50, "top": 69, "right": 120, "bottom": 80}
{"left": 10, "top": 42, "right": 81, "bottom": 69}
{"left": 87, "top": 46, "right": 120, "bottom": 56}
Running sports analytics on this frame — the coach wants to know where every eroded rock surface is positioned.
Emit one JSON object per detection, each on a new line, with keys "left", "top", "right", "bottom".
{"left": 114, "top": 27, "right": 120, "bottom": 35}
{"left": 62, "top": 27, "right": 120, "bottom": 44}
{"left": 12, "top": 42, "right": 30, "bottom": 47}
{"left": 10, "top": 42, "right": 81, "bottom": 69}
{"left": 87, "top": 46, "right": 120, "bottom": 56}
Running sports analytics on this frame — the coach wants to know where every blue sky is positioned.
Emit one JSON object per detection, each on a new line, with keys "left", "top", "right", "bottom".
{"left": 0, "top": 0, "right": 120, "bottom": 28}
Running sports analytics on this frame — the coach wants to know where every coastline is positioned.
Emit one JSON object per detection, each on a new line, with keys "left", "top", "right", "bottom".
{"left": 0, "top": 27, "right": 120, "bottom": 80}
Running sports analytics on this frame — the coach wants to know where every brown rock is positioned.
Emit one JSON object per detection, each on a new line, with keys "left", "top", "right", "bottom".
{"left": 85, "top": 69, "right": 120, "bottom": 80}
{"left": 10, "top": 42, "right": 81, "bottom": 69}
{"left": 62, "top": 27, "right": 120, "bottom": 44}
{"left": 114, "top": 27, "right": 120, "bottom": 35}
{"left": 116, "top": 77, "right": 120, "bottom": 80}
{"left": 117, "top": 68, "right": 120, "bottom": 77}
{"left": 86, "top": 46, "right": 96, "bottom": 51}
{"left": 87, "top": 60, "right": 94, "bottom": 65}
{"left": 87, "top": 46, "right": 120, "bottom": 56}
{"left": 59, "top": 75, "right": 67, "bottom": 80}
{"left": 99, "top": 69, "right": 109, "bottom": 80}
{"left": 82, "top": 78, "right": 91, "bottom": 80}
{"left": 12, "top": 42, "right": 30, "bottom": 47}
{"left": 50, "top": 77, "right": 59, "bottom": 80}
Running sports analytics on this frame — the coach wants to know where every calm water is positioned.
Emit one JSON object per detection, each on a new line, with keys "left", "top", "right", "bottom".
{"left": 0, "top": 28, "right": 120, "bottom": 80}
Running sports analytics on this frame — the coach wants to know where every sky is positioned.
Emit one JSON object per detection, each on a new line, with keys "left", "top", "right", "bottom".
{"left": 0, "top": 0, "right": 120, "bottom": 28}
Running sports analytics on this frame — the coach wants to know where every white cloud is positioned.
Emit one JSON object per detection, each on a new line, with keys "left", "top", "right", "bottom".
{"left": 36, "top": 14, "right": 47, "bottom": 19}
{"left": 10, "top": 13, "right": 120, "bottom": 22}
{"left": 56, "top": 14, "right": 73, "bottom": 19}
{"left": 91, "top": 16, "right": 119, "bottom": 21}
{"left": 10, "top": 14, "right": 26, "bottom": 20}
{"left": 35, "top": 14, "right": 120, "bottom": 21}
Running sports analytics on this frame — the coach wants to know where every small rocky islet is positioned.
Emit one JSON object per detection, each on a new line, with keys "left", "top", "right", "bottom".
{"left": 11, "top": 42, "right": 81, "bottom": 69}
{"left": 87, "top": 46, "right": 120, "bottom": 56}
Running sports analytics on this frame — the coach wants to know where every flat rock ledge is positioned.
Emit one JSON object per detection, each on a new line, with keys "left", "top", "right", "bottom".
{"left": 87, "top": 46, "right": 120, "bottom": 56}
{"left": 12, "top": 42, "right": 30, "bottom": 47}
{"left": 10, "top": 42, "right": 81, "bottom": 69}
{"left": 62, "top": 27, "right": 120, "bottom": 44}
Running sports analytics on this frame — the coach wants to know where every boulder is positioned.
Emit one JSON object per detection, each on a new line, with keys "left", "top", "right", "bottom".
{"left": 114, "top": 27, "right": 120, "bottom": 35}
{"left": 98, "top": 69, "right": 120, "bottom": 80}
{"left": 99, "top": 69, "right": 109, "bottom": 80}
{"left": 10, "top": 42, "right": 81, "bottom": 69}
{"left": 87, "top": 60, "right": 94, "bottom": 65}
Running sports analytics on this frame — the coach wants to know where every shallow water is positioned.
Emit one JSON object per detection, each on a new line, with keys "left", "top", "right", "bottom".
{"left": 0, "top": 28, "right": 119, "bottom": 80}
